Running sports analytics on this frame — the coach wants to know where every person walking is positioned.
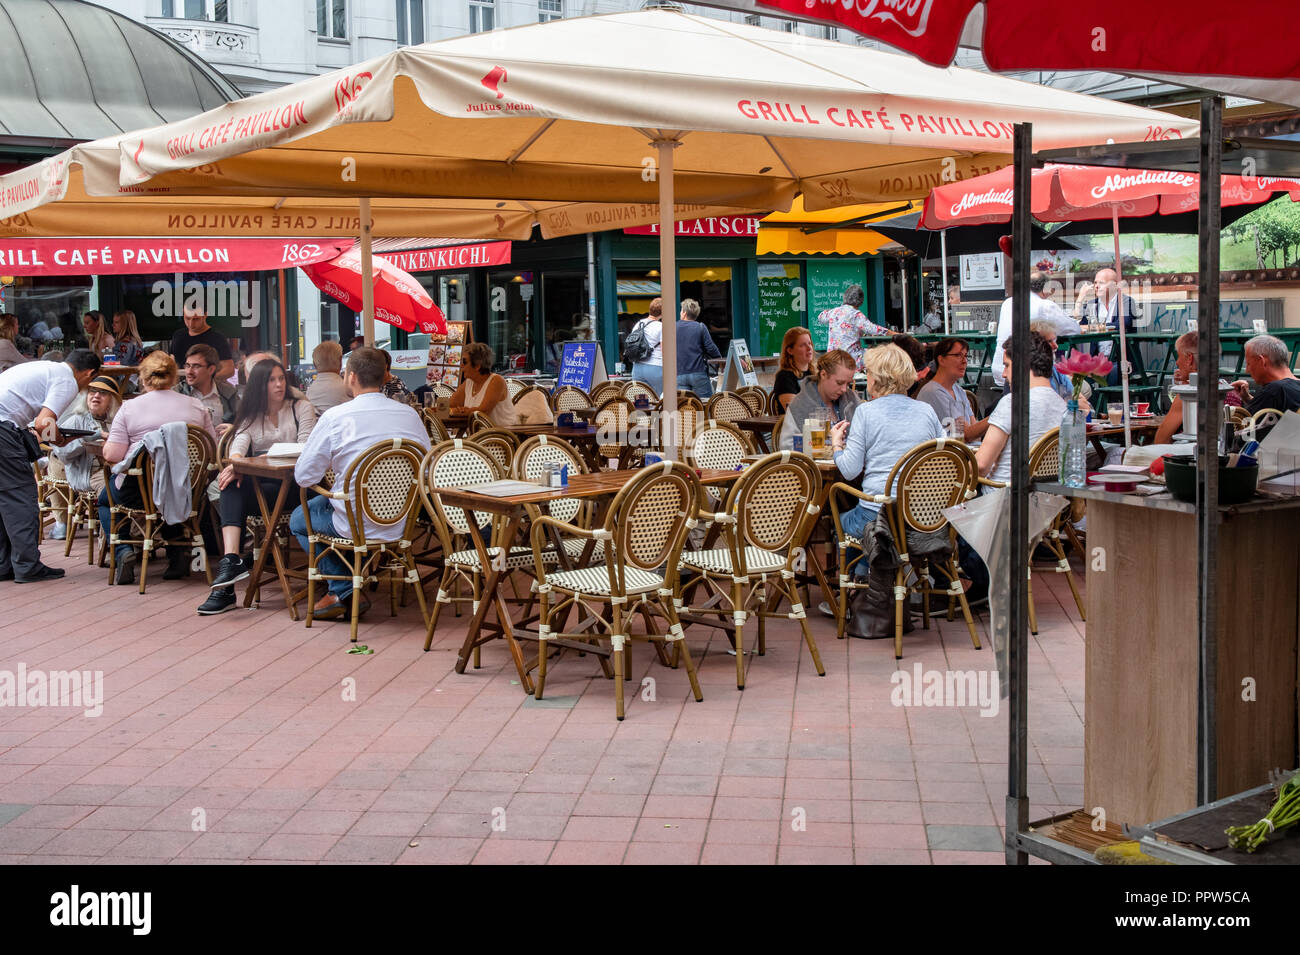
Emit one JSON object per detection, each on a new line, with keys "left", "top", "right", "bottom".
{"left": 0, "top": 349, "right": 102, "bottom": 582}
{"left": 626, "top": 297, "right": 665, "bottom": 395}
{"left": 676, "top": 298, "right": 721, "bottom": 399}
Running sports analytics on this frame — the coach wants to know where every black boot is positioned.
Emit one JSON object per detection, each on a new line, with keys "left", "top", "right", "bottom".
{"left": 163, "top": 544, "right": 192, "bottom": 580}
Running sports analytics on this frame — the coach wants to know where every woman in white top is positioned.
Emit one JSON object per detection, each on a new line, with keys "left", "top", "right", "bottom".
{"left": 202, "top": 358, "right": 317, "bottom": 615}
{"left": 449, "top": 342, "right": 518, "bottom": 427}
{"left": 629, "top": 297, "right": 664, "bottom": 396}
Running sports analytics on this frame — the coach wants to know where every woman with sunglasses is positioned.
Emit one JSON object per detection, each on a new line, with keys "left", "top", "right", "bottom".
{"left": 448, "top": 342, "right": 519, "bottom": 426}
{"left": 915, "top": 337, "right": 989, "bottom": 441}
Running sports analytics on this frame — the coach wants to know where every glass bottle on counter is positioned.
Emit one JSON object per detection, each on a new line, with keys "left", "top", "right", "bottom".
{"left": 1059, "top": 400, "right": 1087, "bottom": 487}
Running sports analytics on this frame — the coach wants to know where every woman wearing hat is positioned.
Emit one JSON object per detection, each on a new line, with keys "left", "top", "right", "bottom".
{"left": 45, "top": 374, "right": 121, "bottom": 538}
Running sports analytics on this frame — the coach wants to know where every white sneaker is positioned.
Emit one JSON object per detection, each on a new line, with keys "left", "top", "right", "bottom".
{"left": 50, "top": 522, "right": 67, "bottom": 540}
{"left": 818, "top": 600, "right": 836, "bottom": 617}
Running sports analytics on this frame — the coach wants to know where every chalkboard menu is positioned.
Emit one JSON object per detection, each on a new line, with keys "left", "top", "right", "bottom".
{"left": 757, "top": 263, "right": 804, "bottom": 356}
{"left": 557, "top": 342, "right": 607, "bottom": 392}
{"left": 807, "top": 260, "right": 867, "bottom": 351}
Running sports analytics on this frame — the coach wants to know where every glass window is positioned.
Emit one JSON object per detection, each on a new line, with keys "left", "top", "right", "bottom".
{"left": 397, "top": 0, "right": 424, "bottom": 44}
{"left": 318, "top": 0, "right": 346, "bottom": 38}
{"left": 487, "top": 271, "right": 533, "bottom": 372}
{"left": 469, "top": 0, "right": 494, "bottom": 34}
{"left": 615, "top": 270, "right": 661, "bottom": 364}
{"left": 181, "top": 0, "right": 227, "bottom": 20}
{"left": 678, "top": 265, "right": 733, "bottom": 358}
{"left": 540, "top": 272, "right": 588, "bottom": 375}
{"left": 538, "top": 0, "right": 562, "bottom": 22}
{"left": 161, "top": 0, "right": 174, "bottom": 16}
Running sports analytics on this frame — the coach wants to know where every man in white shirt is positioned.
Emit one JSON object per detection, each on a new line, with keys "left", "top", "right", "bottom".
{"left": 290, "top": 347, "right": 429, "bottom": 618}
{"left": 1082, "top": 268, "right": 1141, "bottom": 386}
{"left": 0, "top": 350, "right": 101, "bottom": 582}
{"left": 991, "top": 271, "right": 1077, "bottom": 388}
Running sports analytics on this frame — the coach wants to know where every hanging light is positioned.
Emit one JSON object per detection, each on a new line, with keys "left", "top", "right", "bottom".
{"left": 647, "top": 269, "right": 660, "bottom": 278}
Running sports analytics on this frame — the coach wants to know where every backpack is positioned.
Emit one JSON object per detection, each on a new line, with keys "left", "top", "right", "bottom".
{"left": 622, "top": 319, "right": 655, "bottom": 364}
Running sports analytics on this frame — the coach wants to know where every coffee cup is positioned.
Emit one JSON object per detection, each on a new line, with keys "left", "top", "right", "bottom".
{"left": 1107, "top": 408, "right": 1123, "bottom": 426}
{"left": 1132, "top": 402, "right": 1150, "bottom": 416}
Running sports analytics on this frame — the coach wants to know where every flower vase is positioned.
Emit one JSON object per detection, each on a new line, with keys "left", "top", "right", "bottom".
{"left": 1059, "top": 400, "right": 1087, "bottom": 488}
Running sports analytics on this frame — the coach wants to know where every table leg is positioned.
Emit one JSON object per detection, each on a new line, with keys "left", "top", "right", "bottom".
{"left": 452, "top": 513, "right": 534, "bottom": 695}
{"left": 243, "top": 476, "right": 292, "bottom": 612}
{"left": 752, "top": 429, "right": 771, "bottom": 453}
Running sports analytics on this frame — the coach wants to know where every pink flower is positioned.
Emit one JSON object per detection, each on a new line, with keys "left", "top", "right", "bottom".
{"left": 1055, "top": 349, "right": 1113, "bottom": 379}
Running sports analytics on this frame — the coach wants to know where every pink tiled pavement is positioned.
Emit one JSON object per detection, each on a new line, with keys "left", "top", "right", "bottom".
{"left": 0, "top": 542, "right": 1087, "bottom": 864}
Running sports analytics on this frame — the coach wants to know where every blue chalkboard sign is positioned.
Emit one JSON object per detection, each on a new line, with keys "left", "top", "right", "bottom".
{"left": 557, "top": 341, "right": 606, "bottom": 392}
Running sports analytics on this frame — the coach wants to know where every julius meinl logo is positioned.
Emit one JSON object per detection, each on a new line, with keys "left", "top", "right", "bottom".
{"left": 0, "top": 663, "right": 103, "bottom": 717}
{"left": 151, "top": 272, "right": 260, "bottom": 328}
{"left": 50, "top": 885, "right": 151, "bottom": 935}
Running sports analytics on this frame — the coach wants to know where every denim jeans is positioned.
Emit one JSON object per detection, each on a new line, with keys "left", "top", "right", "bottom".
{"left": 838, "top": 503, "right": 879, "bottom": 579}
{"left": 677, "top": 372, "right": 714, "bottom": 400}
{"left": 290, "top": 494, "right": 352, "bottom": 599}
{"left": 97, "top": 482, "right": 185, "bottom": 563}
{"left": 630, "top": 362, "right": 663, "bottom": 395}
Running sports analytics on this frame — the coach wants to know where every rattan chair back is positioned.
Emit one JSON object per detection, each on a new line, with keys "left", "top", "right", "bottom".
{"left": 689, "top": 420, "right": 748, "bottom": 470}
{"left": 418, "top": 439, "right": 504, "bottom": 547}
{"left": 468, "top": 410, "right": 494, "bottom": 433}
{"left": 622, "top": 379, "right": 660, "bottom": 407}
{"left": 550, "top": 385, "right": 590, "bottom": 414}
{"left": 431, "top": 382, "right": 455, "bottom": 399}
{"left": 342, "top": 439, "right": 426, "bottom": 540}
{"left": 1027, "top": 427, "right": 1061, "bottom": 480}
{"left": 726, "top": 451, "right": 820, "bottom": 561}
{"left": 589, "top": 380, "right": 622, "bottom": 406}
{"left": 421, "top": 409, "right": 451, "bottom": 444}
{"left": 512, "top": 435, "right": 587, "bottom": 523}
{"left": 594, "top": 396, "right": 634, "bottom": 462}
{"left": 677, "top": 392, "right": 704, "bottom": 411}
{"left": 884, "top": 439, "right": 977, "bottom": 535}
{"left": 472, "top": 428, "right": 520, "bottom": 474}
{"left": 606, "top": 461, "right": 701, "bottom": 584}
{"left": 505, "top": 378, "right": 526, "bottom": 400}
{"left": 736, "top": 387, "right": 767, "bottom": 416}
{"left": 705, "top": 391, "right": 750, "bottom": 423}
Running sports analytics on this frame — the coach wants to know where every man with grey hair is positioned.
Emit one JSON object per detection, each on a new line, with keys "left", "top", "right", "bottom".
{"left": 307, "top": 340, "right": 349, "bottom": 413}
{"left": 676, "top": 298, "right": 721, "bottom": 398}
{"left": 1232, "top": 334, "right": 1300, "bottom": 416}
{"left": 817, "top": 283, "right": 893, "bottom": 373}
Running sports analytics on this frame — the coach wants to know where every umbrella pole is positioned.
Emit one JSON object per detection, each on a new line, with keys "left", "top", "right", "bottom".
{"left": 1113, "top": 206, "right": 1131, "bottom": 448}
{"left": 359, "top": 197, "right": 375, "bottom": 346}
{"left": 941, "top": 229, "right": 950, "bottom": 335}
{"left": 656, "top": 138, "right": 680, "bottom": 460}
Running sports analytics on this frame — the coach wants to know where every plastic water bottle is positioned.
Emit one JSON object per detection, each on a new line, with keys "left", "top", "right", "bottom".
{"left": 1059, "top": 400, "right": 1087, "bottom": 488}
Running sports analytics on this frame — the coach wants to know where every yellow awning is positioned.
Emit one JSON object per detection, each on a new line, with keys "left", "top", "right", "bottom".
{"left": 757, "top": 197, "right": 918, "bottom": 256}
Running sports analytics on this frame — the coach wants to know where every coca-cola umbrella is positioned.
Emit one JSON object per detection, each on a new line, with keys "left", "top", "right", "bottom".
{"left": 923, "top": 163, "right": 1300, "bottom": 444}
{"left": 302, "top": 248, "right": 446, "bottom": 335}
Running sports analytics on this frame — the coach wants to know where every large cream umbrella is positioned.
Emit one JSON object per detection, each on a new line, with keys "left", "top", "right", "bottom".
{"left": 0, "top": 11, "right": 1196, "bottom": 453}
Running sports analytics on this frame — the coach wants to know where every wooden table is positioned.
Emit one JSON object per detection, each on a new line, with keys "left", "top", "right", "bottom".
{"left": 228, "top": 456, "right": 301, "bottom": 617}
{"left": 96, "top": 365, "right": 138, "bottom": 378}
{"left": 436, "top": 468, "right": 745, "bottom": 693}
{"left": 1085, "top": 416, "right": 1164, "bottom": 455}
{"left": 734, "top": 415, "right": 782, "bottom": 452}
{"left": 505, "top": 423, "right": 599, "bottom": 442}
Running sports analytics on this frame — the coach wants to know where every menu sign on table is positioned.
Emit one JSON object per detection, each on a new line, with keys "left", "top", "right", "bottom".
{"left": 757, "top": 263, "right": 804, "bottom": 356}
{"left": 807, "top": 259, "right": 867, "bottom": 352}
{"left": 557, "top": 342, "right": 607, "bottom": 392}
{"left": 722, "top": 338, "right": 758, "bottom": 391}
{"left": 426, "top": 320, "right": 471, "bottom": 389}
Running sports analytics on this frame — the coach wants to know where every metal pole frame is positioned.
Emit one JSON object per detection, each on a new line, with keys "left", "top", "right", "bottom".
{"left": 1196, "top": 96, "right": 1222, "bottom": 806}
{"left": 1005, "top": 123, "right": 1032, "bottom": 866}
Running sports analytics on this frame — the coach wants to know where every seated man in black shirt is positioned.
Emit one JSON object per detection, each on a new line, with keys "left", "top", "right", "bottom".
{"left": 169, "top": 306, "right": 234, "bottom": 381}
{"left": 1232, "top": 335, "right": 1300, "bottom": 426}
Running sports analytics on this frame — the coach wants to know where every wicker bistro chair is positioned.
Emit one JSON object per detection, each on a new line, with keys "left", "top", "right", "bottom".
{"left": 468, "top": 410, "right": 494, "bottom": 434}
{"left": 589, "top": 380, "right": 622, "bottom": 406}
{"left": 593, "top": 396, "right": 636, "bottom": 469}
{"left": 421, "top": 409, "right": 451, "bottom": 444}
{"left": 431, "top": 382, "right": 455, "bottom": 400}
{"left": 622, "top": 379, "right": 660, "bottom": 408}
{"left": 678, "top": 451, "right": 825, "bottom": 689}
{"left": 505, "top": 378, "right": 526, "bottom": 401}
{"left": 828, "top": 439, "right": 982, "bottom": 659}
{"left": 688, "top": 421, "right": 749, "bottom": 496}
{"left": 530, "top": 461, "right": 706, "bottom": 720}
{"left": 666, "top": 406, "right": 704, "bottom": 461}
{"left": 471, "top": 428, "right": 520, "bottom": 475}
{"left": 299, "top": 438, "right": 430, "bottom": 642}
{"left": 736, "top": 386, "right": 767, "bottom": 416}
{"left": 1025, "top": 427, "right": 1087, "bottom": 628}
{"left": 705, "top": 391, "right": 751, "bottom": 424}
{"left": 550, "top": 385, "right": 591, "bottom": 415}
{"left": 511, "top": 435, "right": 603, "bottom": 561}
{"left": 105, "top": 425, "right": 217, "bottom": 594}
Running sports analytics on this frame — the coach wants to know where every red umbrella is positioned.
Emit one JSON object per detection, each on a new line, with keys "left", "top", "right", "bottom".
{"left": 922, "top": 164, "right": 1300, "bottom": 229}
{"left": 753, "top": 1, "right": 1300, "bottom": 83}
{"left": 302, "top": 249, "right": 446, "bottom": 335}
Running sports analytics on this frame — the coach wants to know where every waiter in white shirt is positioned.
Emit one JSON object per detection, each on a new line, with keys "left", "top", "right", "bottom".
{"left": 290, "top": 347, "right": 429, "bottom": 619}
{"left": 992, "top": 271, "right": 1077, "bottom": 389}
{"left": 0, "top": 349, "right": 102, "bottom": 582}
